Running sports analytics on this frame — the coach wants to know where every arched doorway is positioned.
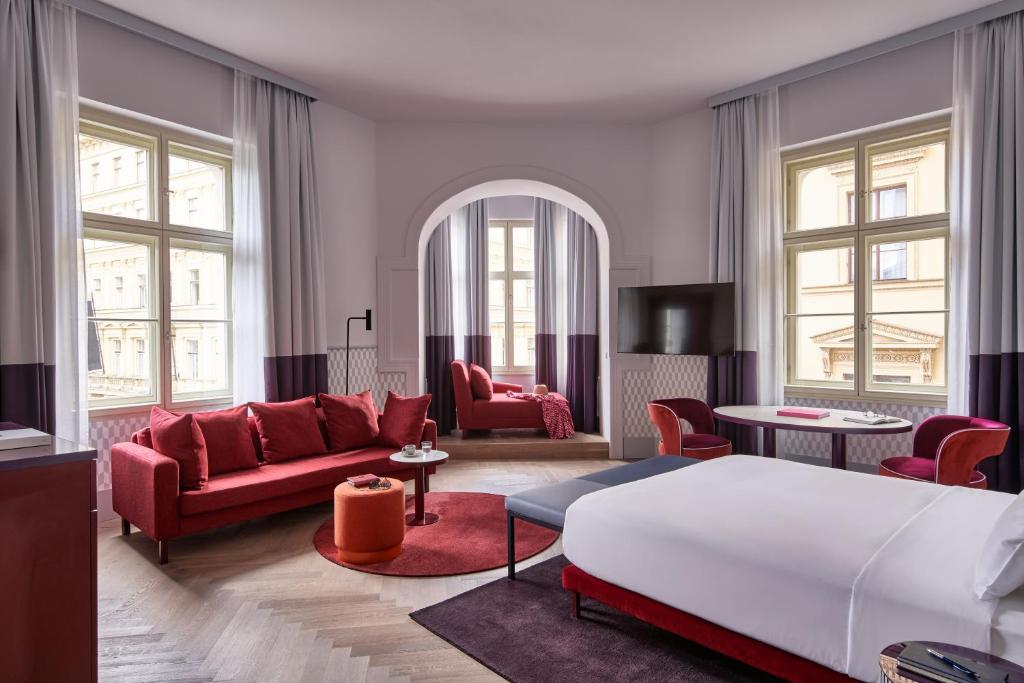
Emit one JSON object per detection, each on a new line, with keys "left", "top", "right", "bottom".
{"left": 416, "top": 179, "right": 612, "bottom": 440}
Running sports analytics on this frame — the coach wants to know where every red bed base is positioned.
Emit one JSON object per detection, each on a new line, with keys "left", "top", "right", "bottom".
{"left": 562, "top": 563, "right": 856, "bottom": 683}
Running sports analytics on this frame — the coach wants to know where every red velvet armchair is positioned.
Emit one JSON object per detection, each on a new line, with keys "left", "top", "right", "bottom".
{"left": 647, "top": 398, "right": 732, "bottom": 459}
{"left": 451, "top": 360, "right": 554, "bottom": 430}
{"left": 878, "top": 414, "right": 1010, "bottom": 488}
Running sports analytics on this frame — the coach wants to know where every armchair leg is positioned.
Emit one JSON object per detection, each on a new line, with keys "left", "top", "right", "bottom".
{"left": 158, "top": 540, "right": 168, "bottom": 565}
{"left": 121, "top": 518, "right": 131, "bottom": 536}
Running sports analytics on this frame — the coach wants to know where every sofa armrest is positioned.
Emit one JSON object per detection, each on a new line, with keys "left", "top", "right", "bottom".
{"left": 493, "top": 381, "right": 523, "bottom": 393}
{"left": 111, "top": 442, "right": 181, "bottom": 541}
{"left": 420, "top": 419, "right": 437, "bottom": 449}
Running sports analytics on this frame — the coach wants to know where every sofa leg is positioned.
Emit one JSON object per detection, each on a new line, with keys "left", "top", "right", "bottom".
{"left": 121, "top": 518, "right": 131, "bottom": 536}
{"left": 158, "top": 540, "right": 168, "bottom": 565}
{"left": 570, "top": 591, "right": 580, "bottom": 619}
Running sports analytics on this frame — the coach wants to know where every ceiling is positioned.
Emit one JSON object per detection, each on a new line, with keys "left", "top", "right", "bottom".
{"left": 99, "top": 0, "right": 992, "bottom": 123}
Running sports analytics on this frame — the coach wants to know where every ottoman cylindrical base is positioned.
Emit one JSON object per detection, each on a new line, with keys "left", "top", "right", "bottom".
{"left": 333, "top": 478, "right": 405, "bottom": 565}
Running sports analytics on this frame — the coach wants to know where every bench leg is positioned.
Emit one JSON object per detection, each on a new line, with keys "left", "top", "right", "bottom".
{"left": 507, "top": 511, "right": 516, "bottom": 580}
{"left": 570, "top": 591, "right": 580, "bottom": 618}
{"left": 121, "top": 518, "right": 131, "bottom": 536}
{"left": 158, "top": 540, "right": 168, "bottom": 565}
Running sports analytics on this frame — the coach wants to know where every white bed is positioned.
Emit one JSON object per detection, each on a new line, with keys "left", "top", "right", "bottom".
{"left": 561, "top": 455, "right": 1024, "bottom": 682}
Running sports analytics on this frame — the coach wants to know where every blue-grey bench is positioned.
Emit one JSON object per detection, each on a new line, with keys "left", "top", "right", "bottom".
{"left": 505, "top": 455, "right": 700, "bottom": 579}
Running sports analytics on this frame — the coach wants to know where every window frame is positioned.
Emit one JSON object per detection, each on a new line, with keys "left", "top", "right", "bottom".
{"left": 81, "top": 105, "right": 234, "bottom": 417}
{"left": 782, "top": 117, "right": 950, "bottom": 407}
{"left": 488, "top": 218, "right": 535, "bottom": 374}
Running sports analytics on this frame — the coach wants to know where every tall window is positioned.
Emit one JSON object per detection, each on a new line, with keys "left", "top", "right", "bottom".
{"left": 80, "top": 110, "right": 233, "bottom": 411}
{"left": 783, "top": 121, "right": 948, "bottom": 400}
{"left": 488, "top": 219, "right": 535, "bottom": 372}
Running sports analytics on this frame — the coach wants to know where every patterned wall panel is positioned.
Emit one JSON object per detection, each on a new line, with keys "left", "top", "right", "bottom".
{"left": 327, "top": 346, "right": 409, "bottom": 409}
{"left": 780, "top": 396, "right": 942, "bottom": 466}
{"left": 90, "top": 412, "right": 150, "bottom": 490}
{"left": 622, "top": 355, "right": 708, "bottom": 438}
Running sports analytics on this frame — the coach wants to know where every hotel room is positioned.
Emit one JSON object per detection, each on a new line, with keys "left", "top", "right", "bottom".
{"left": 2, "top": 0, "right": 1024, "bottom": 681}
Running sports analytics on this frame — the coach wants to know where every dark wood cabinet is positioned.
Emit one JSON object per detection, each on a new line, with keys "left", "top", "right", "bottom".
{"left": 0, "top": 441, "right": 97, "bottom": 683}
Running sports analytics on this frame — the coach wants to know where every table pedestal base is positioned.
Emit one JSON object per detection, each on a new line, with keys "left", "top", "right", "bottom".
{"left": 406, "top": 512, "right": 440, "bottom": 526}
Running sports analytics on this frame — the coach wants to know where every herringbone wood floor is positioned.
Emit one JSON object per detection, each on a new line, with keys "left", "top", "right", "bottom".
{"left": 99, "top": 458, "right": 615, "bottom": 682}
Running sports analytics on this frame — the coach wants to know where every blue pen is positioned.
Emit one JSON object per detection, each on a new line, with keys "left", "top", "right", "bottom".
{"left": 927, "top": 648, "right": 979, "bottom": 678}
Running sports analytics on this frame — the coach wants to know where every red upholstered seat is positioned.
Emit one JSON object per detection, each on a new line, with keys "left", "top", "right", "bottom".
{"left": 647, "top": 398, "right": 732, "bottom": 460}
{"left": 180, "top": 448, "right": 401, "bottom": 516}
{"left": 877, "top": 414, "right": 1009, "bottom": 489}
{"left": 451, "top": 360, "right": 560, "bottom": 430}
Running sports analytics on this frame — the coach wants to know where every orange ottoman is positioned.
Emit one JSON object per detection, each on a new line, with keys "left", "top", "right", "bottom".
{"left": 333, "top": 479, "right": 406, "bottom": 564}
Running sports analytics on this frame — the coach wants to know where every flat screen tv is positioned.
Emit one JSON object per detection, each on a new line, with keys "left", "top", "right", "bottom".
{"left": 618, "top": 283, "right": 735, "bottom": 356}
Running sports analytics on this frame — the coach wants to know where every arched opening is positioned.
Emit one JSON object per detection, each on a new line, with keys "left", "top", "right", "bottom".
{"left": 416, "top": 179, "right": 612, "bottom": 440}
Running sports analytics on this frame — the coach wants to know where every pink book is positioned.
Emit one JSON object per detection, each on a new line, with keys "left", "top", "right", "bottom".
{"left": 777, "top": 407, "right": 830, "bottom": 419}
{"left": 347, "top": 474, "right": 379, "bottom": 487}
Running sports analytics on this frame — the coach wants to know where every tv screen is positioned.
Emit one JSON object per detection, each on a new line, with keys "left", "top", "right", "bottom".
{"left": 617, "top": 283, "right": 735, "bottom": 356}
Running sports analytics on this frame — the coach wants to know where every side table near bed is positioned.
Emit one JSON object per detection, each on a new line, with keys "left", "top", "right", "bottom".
{"left": 880, "top": 641, "right": 1024, "bottom": 682}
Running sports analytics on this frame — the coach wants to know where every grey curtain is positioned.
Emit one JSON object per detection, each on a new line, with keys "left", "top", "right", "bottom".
{"left": 462, "top": 199, "right": 491, "bottom": 372}
{"left": 233, "top": 71, "right": 327, "bottom": 402}
{"left": 950, "top": 12, "right": 1024, "bottom": 492}
{"left": 425, "top": 219, "right": 455, "bottom": 434}
{"left": 0, "top": 0, "right": 84, "bottom": 439}
{"left": 566, "top": 210, "right": 599, "bottom": 432}
{"left": 534, "top": 198, "right": 559, "bottom": 391}
{"left": 707, "top": 89, "right": 782, "bottom": 455}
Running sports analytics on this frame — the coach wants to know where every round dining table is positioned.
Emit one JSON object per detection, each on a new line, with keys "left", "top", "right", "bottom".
{"left": 712, "top": 405, "right": 913, "bottom": 469}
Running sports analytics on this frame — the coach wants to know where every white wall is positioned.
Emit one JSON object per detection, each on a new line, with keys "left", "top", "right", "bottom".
{"left": 312, "top": 103, "right": 378, "bottom": 347}
{"left": 779, "top": 35, "right": 953, "bottom": 146}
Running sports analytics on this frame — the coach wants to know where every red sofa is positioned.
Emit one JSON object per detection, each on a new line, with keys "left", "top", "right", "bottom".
{"left": 112, "top": 412, "right": 436, "bottom": 563}
{"left": 451, "top": 360, "right": 563, "bottom": 431}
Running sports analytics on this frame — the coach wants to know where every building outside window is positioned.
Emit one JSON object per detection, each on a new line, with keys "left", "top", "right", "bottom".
{"left": 80, "top": 111, "right": 233, "bottom": 410}
{"left": 783, "top": 121, "right": 948, "bottom": 401}
{"left": 488, "top": 219, "right": 535, "bottom": 373}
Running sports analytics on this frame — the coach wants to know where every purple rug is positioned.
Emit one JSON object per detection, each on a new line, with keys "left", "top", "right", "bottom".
{"left": 410, "top": 555, "right": 781, "bottom": 682}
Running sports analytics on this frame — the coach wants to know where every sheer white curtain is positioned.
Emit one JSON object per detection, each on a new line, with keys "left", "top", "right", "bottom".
{"left": 232, "top": 71, "right": 268, "bottom": 404}
{"left": 0, "top": 0, "right": 84, "bottom": 443}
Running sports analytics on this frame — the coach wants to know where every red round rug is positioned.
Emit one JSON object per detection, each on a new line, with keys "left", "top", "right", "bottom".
{"left": 313, "top": 491, "right": 559, "bottom": 577}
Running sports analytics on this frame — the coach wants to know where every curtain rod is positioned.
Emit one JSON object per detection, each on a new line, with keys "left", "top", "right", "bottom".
{"left": 64, "top": 0, "right": 322, "bottom": 102}
{"left": 708, "top": 0, "right": 1024, "bottom": 108}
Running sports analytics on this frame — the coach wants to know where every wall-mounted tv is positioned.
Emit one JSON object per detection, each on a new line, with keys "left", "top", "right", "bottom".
{"left": 617, "top": 283, "right": 735, "bottom": 356}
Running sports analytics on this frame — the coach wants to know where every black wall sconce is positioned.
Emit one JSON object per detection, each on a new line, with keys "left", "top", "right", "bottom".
{"left": 345, "top": 309, "right": 372, "bottom": 395}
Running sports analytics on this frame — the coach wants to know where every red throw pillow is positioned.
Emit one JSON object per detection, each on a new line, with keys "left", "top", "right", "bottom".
{"left": 248, "top": 396, "right": 326, "bottom": 462}
{"left": 469, "top": 363, "right": 493, "bottom": 399}
{"left": 193, "top": 405, "right": 259, "bottom": 476}
{"left": 377, "top": 391, "right": 432, "bottom": 448}
{"left": 149, "top": 406, "right": 208, "bottom": 490}
{"left": 318, "top": 391, "right": 380, "bottom": 451}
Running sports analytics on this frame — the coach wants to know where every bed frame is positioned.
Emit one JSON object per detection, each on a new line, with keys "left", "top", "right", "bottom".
{"left": 562, "top": 563, "right": 857, "bottom": 683}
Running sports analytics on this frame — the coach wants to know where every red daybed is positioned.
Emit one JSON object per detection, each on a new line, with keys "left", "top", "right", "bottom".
{"left": 113, "top": 412, "right": 436, "bottom": 563}
{"left": 451, "top": 359, "right": 565, "bottom": 431}
{"left": 562, "top": 563, "right": 855, "bottom": 683}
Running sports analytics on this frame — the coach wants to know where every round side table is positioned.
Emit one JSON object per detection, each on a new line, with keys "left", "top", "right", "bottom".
{"left": 880, "top": 641, "right": 1024, "bottom": 682}
{"left": 389, "top": 450, "right": 449, "bottom": 526}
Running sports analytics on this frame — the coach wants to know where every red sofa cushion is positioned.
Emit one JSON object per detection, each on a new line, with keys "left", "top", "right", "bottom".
{"left": 179, "top": 448, "right": 401, "bottom": 516}
{"left": 469, "top": 363, "right": 494, "bottom": 399}
{"left": 150, "top": 406, "right": 208, "bottom": 490}
{"left": 193, "top": 405, "right": 260, "bottom": 476}
{"left": 249, "top": 397, "right": 326, "bottom": 462}
{"left": 377, "top": 391, "right": 432, "bottom": 448}
{"left": 319, "top": 391, "right": 379, "bottom": 450}
{"left": 472, "top": 392, "right": 544, "bottom": 422}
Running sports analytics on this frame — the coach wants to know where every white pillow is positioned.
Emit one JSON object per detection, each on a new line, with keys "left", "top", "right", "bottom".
{"left": 975, "top": 493, "right": 1024, "bottom": 600}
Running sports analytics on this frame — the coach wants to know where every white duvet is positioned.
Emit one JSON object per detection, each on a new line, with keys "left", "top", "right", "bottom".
{"left": 562, "top": 455, "right": 1024, "bottom": 681}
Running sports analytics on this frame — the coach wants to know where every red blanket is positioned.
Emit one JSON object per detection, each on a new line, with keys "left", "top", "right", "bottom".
{"left": 506, "top": 391, "right": 576, "bottom": 439}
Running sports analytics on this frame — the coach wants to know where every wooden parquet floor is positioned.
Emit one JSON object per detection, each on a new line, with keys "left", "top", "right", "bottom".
{"left": 99, "top": 458, "right": 616, "bottom": 682}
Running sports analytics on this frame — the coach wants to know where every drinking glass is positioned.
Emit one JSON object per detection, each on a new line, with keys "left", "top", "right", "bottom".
{"left": 421, "top": 441, "right": 432, "bottom": 456}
